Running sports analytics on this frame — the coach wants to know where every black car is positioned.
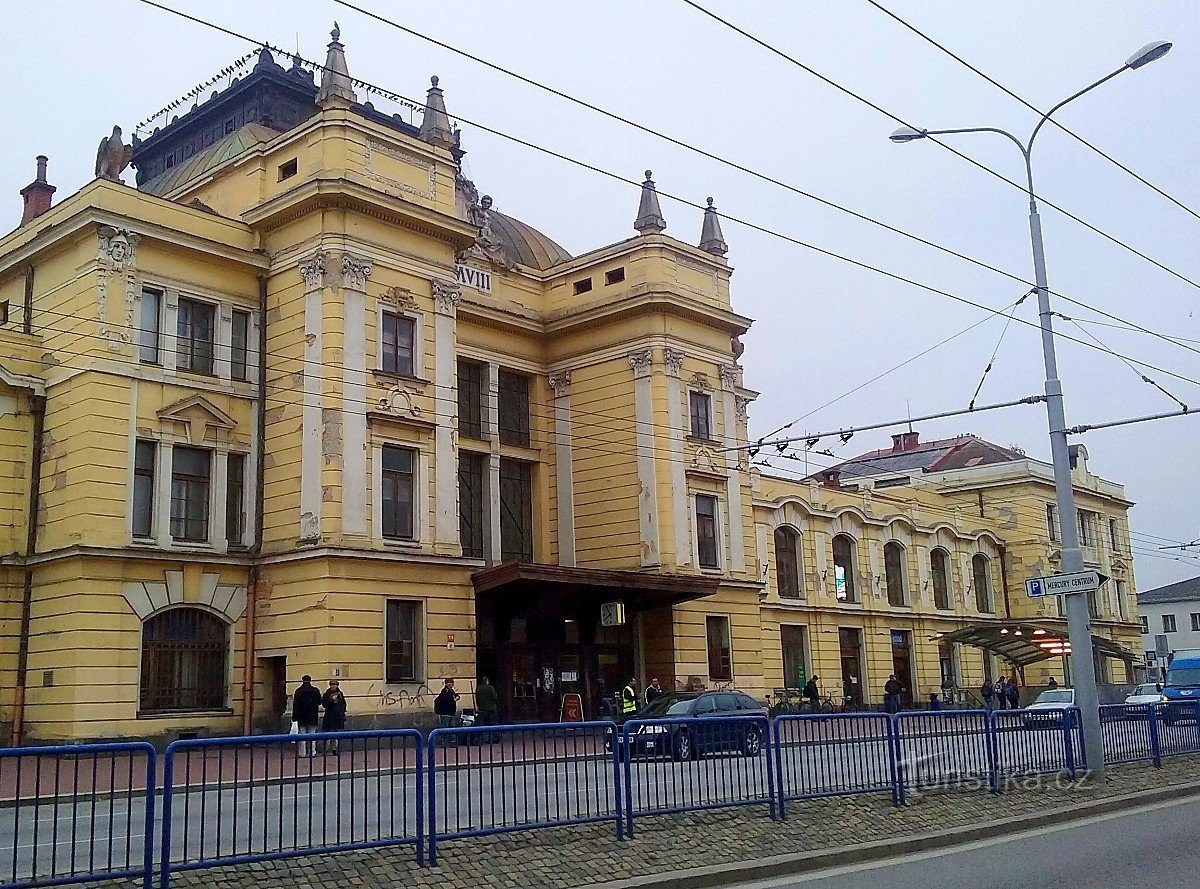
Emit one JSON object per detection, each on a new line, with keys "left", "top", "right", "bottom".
{"left": 616, "top": 691, "right": 768, "bottom": 760}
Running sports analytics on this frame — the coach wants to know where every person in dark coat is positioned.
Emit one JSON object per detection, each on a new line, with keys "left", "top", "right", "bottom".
{"left": 803, "top": 675, "right": 820, "bottom": 712}
{"left": 320, "top": 680, "right": 347, "bottom": 754}
{"left": 292, "top": 675, "right": 322, "bottom": 757}
{"left": 644, "top": 678, "right": 665, "bottom": 707}
{"left": 981, "top": 679, "right": 996, "bottom": 711}
{"left": 475, "top": 676, "right": 500, "bottom": 743}
{"left": 434, "top": 678, "right": 460, "bottom": 730}
{"left": 994, "top": 679, "right": 1008, "bottom": 710}
{"left": 1005, "top": 678, "right": 1020, "bottom": 711}
{"left": 883, "top": 675, "right": 903, "bottom": 714}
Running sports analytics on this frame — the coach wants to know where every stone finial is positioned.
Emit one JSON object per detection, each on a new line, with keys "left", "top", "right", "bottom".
{"left": 633, "top": 170, "right": 667, "bottom": 235}
{"left": 316, "top": 22, "right": 357, "bottom": 108}
{"left": 20, "top": 155, "right": 55, "bottom": 226}
{"left": 253, "top": 45, "right": 283, "bottom": 73}
{"left": 420, "top": 75, "right": 455, "bottom": 150}
{"left": 699, "top": 197, "right": 728, "bottom": 256}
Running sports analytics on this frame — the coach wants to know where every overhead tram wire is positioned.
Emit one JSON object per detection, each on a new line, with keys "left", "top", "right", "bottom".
{"left": 126, "top": 1, "right": 1200, "bottom": 391}
{"left": 865, "top": 0, "right": 1200, "bottom": 225}
{"left": 679, "top": 0, "right": 1200, "bottom": 296}
{"left": 968, "top": 292, "right": 1030, "bottom": 411}
{"left": 335, "top": 0, "right": 1200, "bottom": 365}
{"left": 1057, "top": 314, "right": 1189, "bottom": 412}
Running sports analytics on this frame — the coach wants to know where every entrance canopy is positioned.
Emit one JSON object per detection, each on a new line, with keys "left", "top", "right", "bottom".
{"left": 937, "top": 621, "right": 1141, "bottom": 667}
{"left": 471, "top": 562, "right": 719, "bottom": 612}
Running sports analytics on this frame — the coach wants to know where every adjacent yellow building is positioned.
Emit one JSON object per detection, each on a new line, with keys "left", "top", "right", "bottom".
{"left": 0, "top": 30, "right": 1143, "bottom": 744}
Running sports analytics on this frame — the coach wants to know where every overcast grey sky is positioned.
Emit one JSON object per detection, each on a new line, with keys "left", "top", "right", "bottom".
{"left": 4, "top": 1, "right": 1198, "bottom": 589}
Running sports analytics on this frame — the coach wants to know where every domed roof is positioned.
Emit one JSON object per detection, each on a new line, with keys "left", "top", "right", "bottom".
{"left": 487, "top": 210, "right": 572, "bottom": 271}
{"left": 140, "top": 122, "right": 280, "bottom": 197}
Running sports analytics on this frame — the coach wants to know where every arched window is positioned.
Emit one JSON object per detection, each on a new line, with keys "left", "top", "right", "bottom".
{"left": 774, "top": 526, "right": 803, "bottom": 599}
{"left": 930, "top": 548, "right": 952, "bottom": 611}
{"left": 832, "top": 534, "right": 857, "bottom": 603}
{"left": 973, "top": 553, "right": 993, "bottom": 613}
{"left": 884, "top": 541, "right": 906, "bottom": 607}
{"left": 140, "top": 607, "right": 229, "bottom": 713}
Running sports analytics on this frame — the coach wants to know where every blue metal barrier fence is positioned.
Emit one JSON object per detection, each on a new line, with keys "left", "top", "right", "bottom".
{"left": 425, "top": 721, "right": 619, "bottom": 865}
{"left": 620, "top": 715, "right": 774, "bottom": 836}
{"left": 159, "top": 728, "right": 423, "bottom": 888}
{"left": 772, "top": 713, "right": 899, "bottom": 815}
{"left": 0, "top": 742, "right": 155, "bottom": 889}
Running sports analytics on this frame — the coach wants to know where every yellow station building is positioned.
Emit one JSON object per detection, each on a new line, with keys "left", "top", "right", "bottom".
{"left": 0, "top": 30, "right": 1144, "bottom": 744}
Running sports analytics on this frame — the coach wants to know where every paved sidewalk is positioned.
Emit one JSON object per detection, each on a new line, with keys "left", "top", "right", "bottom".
{"left": 77, "top": 753, "right": 1200, "bottom": 889}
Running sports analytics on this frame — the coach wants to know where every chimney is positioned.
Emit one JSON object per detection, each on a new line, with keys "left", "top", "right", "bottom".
{"left": 19, "top": 156, "right": 55, "bottom": 226}
{"left": 820, "top": 469, "right": 841, "bottom": 489}
{"left": 895, "top": 431, "right": 919, "bottom": 452}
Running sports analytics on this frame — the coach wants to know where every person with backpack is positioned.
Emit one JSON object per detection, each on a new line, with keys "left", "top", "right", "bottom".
{"left": 981, "top": 678, "right": 996, "bottom": 711}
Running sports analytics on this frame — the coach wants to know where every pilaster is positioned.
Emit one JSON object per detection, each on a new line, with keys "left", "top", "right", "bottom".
{"left": 549, "top": 371, "right": 575, "bottom": 566}
{"left": 629, "top": 349, "right": 660, "bottom": 567}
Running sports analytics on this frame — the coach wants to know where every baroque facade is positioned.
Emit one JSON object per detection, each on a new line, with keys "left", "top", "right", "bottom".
{"left": 0, "top": 31, "right": 1143, "bottom": 743}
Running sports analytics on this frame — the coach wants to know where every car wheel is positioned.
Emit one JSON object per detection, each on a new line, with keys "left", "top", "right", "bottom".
{"left": 672, "top": 730, "right": 693, "bottom": 762}
{"left": 741, "top": 727, "right": 763, "bottom": 757}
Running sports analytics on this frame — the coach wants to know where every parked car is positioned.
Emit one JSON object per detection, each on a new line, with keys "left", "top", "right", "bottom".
{"left": 1022, "top": 687, "right": 1074, "bottom": 728}
{"left": 615, "top": 691, "right": 767, "bottom": 760}
{"left": 1124, "top": 683, "right": 1166, "bottom": 706}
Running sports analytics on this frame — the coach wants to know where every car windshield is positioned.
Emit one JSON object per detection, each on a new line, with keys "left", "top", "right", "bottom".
{"left": 641, "top": 695, "right": 688, "bottom": 717}
{"left": 1132, "top": 684, "right": 1160, "bottom": 696}
{"left": 665, "top": 698, "right": 698, "bottom": 716}
{"left": 1167, "top": 667, "right": 1200, "bottom": 687}
{"left": 1035, "top": 690, "right": 1073, "bottom": 704}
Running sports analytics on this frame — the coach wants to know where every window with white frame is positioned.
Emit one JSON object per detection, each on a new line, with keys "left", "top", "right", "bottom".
{"left": 1078, "top": 510, "right": 1096, "bottom": 547}
{"left": 1163, "top": 613, "right": 1177, "bottom": 633}
{"left": 774, "top": 526, "right": 802, "bottom": 598}
{"left": 381, "top": 312, "right": 416, "bottom": 377}
{"left": 1140, "top": 615, "right": 1149, "bottom": 634}
{"left": 696, "top": 494, "right": 720, "bottom": 569}
{"left": 832, "top": 534, "right": 857, "bottom": 603}
{"left": 689, "top": 391, "right": 713, "bottom": 439}
{"left": 381, "top": 445, "right": 416, "bottom": 541}
{"left": 170, "top": 446, "right": 211, "bottom": 542}
{"left": 177, "top": 297, "right": 216, "bottom": 375}
{"left": 1191, "top": 613, "right": 1200, "bottom": 633}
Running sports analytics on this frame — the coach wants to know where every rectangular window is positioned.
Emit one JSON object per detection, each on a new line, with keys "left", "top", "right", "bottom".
{"left": 231, "top": 309, "right": 250, "bottom": 381}
{"left": 132, "top": 440, "right": 156, "bottom": 538}
{"left": 381, "top": 445, "right": 415, "bottom": 540}
{"left": 498, "top": 370, "right": 530, "bottom": 447}
{"left": 1046, "top": 503, "right": 1058, "bottom": 542}
{"left": 457, "top": 360, "right": 485, "bottom": 440}
{"left": 459, "top": 451, "right": 486, "bottom": 559}
{"left": 499, "top": 458, "right": 533, "bottom": 562}
{"left": 277, "top": 158, "right": 297, "bottom": 181}
{"left": 1163, "top": 614, "right": 1177, "bottom": 633}
{"left": 1192, "top": 613, "right": 1200, "bottom": 633}
{"left": 1108, "top": 518, "right": 1120, "bottom": 552}
{"left": 381, "top": 312, "right": 416, "bottom": 377}
{"left": 689, "top": 391, "right": 713, "bottom": 439}
{"left": 706, "top": 615, "right": 733, "bottom": 681}
{"left": 572, "top": 277, "right": 593, "bottom": 295}
{"left": 604, "top": 267, "right": 625, "bottom": 285}
{"left": 1140, "top": 615, "right": 1149, "bottom": 634}
{"left": 177, "top": 297, "right": 216, "bottom": 375}
{"left": 226, "top": 453, "right": 246, "bottom": 546}
{"left": 780, "top": 625, "right": 808, "bottom": 690}
{"left": 139, "top": 289, "right": 161, "bottom": 364}
{"left": 170, "top": 446, "right": 211, "bottom": 542}
{"left": 1078, "top": 511, "right": 1094, "bottom": 547}
{"left": 385, "top": 600, "right": 420, "bottom": 683}
{"left": 1116, "top": 579, "right": 1128, "bottom": 621}
{"left": 696, "top": 494, "right": 719, "bottom": 569}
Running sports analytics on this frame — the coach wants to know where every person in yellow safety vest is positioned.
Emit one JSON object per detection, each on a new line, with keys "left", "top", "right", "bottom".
{"left": 620, "top": 678, "right": 639, "bottom": 721}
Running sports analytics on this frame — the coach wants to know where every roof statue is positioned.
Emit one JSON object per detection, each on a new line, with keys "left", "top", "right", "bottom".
{"left": 95, "top": 125, "right": 132, "bottom": 182}
{"left": 465, "top": 195, "right": 519, "bottom": 271}
{"left": 698, "top": 197, "right": 729, "bottom": 256}
{"left": 315, "top": 22, "right": 357, "bottom": 108}
{"left": 633, "top": 170, "right": 667, "bottom": 235}
{"left": 419, "top": 76, "right": 455, "bottom": 150}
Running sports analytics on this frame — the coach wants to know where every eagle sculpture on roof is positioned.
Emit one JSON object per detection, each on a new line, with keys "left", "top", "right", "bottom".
{"left": 95, "top": 125, "right": 133, "bottom": 182}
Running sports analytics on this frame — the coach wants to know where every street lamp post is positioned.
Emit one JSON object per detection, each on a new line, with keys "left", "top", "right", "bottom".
{"left": 891, "top": 41, "right": 1172, "bottom": 780}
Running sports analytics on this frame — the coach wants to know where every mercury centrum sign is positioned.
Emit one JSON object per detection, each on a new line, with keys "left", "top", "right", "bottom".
{"left": 1025, "top": 570, "right": 1106, "bottom": 598}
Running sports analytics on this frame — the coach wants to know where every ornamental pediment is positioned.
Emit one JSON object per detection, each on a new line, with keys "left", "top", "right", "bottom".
{"left": 157, "top": 394, "right": 237, "bottom": 445}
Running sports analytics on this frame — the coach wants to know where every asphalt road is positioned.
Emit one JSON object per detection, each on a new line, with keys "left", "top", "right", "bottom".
{"left": 734, "top": 794, "right": 1200, "bottom": 889}
{"left": 0, "top": 719, "right": 1183, "bottom": 882}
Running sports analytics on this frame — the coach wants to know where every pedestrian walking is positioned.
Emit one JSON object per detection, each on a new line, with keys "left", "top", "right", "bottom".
{"left": 1047, "top": 676, "right": 1059, "bottom": 689}
{"left": 320, "top": 679, "right": 347, "bottom": 754}
{"left": 619, "top": 677, "right": 638, "bottom": 723}
{"left": 803, "top": 675, "right": 820, "bottom": 712}
{"left": 645, "top": 678, "right": 665, "bottom": 707}
{"left": 994, "top": 679, "right": 1008, "bottom": 711}
{"left": 434, "top": 678, "right": 460, "bottom": 732}
{"left": 981, "top": 679, "right": 996, "bottom": 712}
{"left": 1005, "top": 677, "right": 1020, "bottom": 711}
{"left": 291, "top": 675, "right": 322, "bottom": 757}
{"left": 883, "top": 674, "right": 903, "bottom": 714}
{"left": 475, "top": 675, "right": 500, "bottom": 743}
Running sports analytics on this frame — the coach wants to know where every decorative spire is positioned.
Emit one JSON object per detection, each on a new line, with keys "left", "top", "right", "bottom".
{"left": 253, "top": 45, "right": 282, "bottom": 73}
{"left": 419, "top": 76, "right": 455, "bottom": 150}
{"left": 316, "top": 22, "right": 357, "bottom": 109}
{"left": 698, "top": 197, "right": 728, "bottom": 256}
{"left": 633, "top": 170, "right": 667, "bottom": 235}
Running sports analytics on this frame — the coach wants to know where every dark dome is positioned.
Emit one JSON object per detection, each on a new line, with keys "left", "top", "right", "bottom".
{"left": 487, "top": 210, "right": 572, "bottom": 271}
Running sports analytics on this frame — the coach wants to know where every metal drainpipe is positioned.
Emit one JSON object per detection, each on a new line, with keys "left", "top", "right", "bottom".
{"left": 998, "top": 542, "right": 1013, "bottom": 620}
{"left": 241, "top": 274, "right": 268, "bottom": 735}
{"left": 11, "top": 392, "right": 46, "bottom": 747}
